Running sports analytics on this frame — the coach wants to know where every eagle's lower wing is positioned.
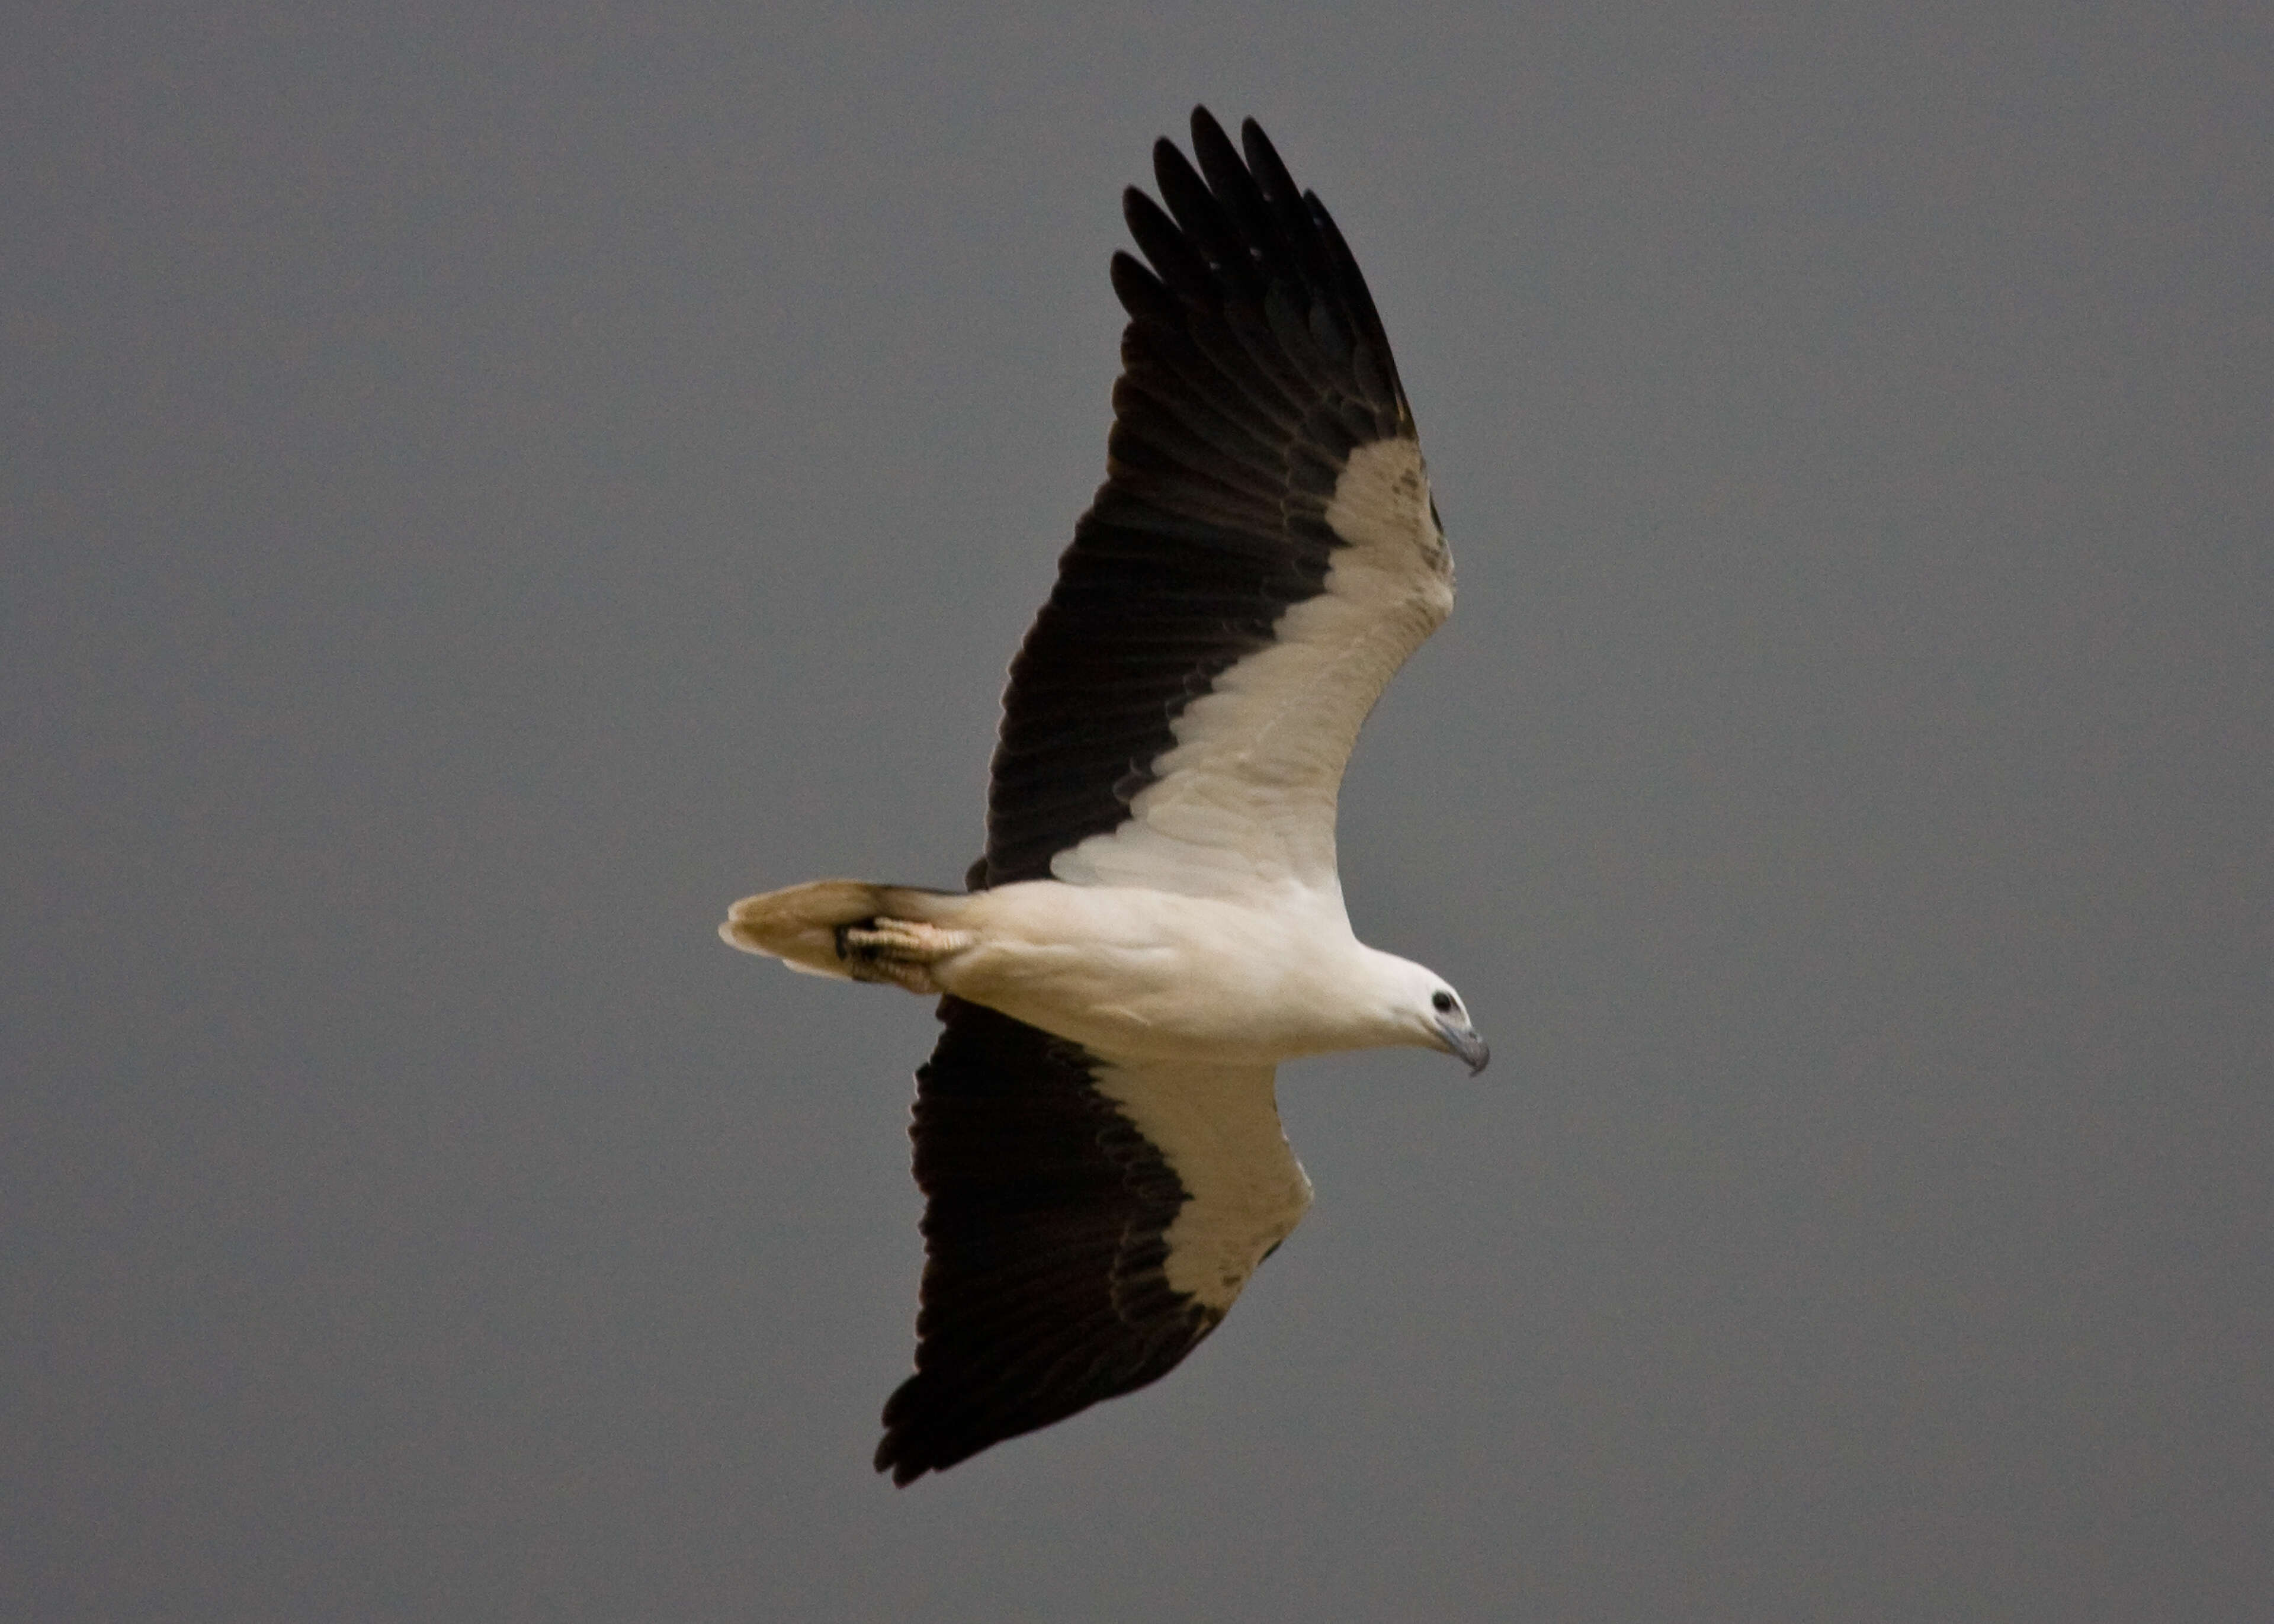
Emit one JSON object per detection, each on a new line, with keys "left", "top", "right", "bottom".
{"left": 876, "top": 996, "right": 1309, "bottom": 1484}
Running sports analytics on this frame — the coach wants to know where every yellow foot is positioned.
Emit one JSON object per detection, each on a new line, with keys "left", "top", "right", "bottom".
{"left": 835, "top": 918, "right": 977, "bottom": 994}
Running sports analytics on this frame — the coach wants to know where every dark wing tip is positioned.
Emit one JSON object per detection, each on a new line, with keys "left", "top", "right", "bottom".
{"left": 874, "top": 1388, "right": 963, "bottom": 1485}
{"left": 1239, "top": 117, "right": 1297, "bottom": 204}
{"left": 875, "top": 1430, "right": 927, "bottom": 1486}
{"left": 874, "top": 1315, "right": 1221, "bottom": 1486}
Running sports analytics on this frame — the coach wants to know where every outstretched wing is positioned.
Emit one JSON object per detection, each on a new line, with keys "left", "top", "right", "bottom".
{"left": 876, "top": 996, "right": 1311, "bottom": 1485}
{"left": 971, "top": 107, "right": 1452, "bottom": 900}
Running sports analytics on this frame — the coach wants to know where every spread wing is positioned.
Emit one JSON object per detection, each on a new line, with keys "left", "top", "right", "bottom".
{"left": 970, "top": 107, "right": 1453, "bottom": 901}
{"left": 875, "top": 997, "right": 1310, "bottom": 1485}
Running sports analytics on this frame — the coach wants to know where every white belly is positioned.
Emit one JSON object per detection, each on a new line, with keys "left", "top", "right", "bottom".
{"left": 932, "top": 880, "right": 1375, "bottom": 1065}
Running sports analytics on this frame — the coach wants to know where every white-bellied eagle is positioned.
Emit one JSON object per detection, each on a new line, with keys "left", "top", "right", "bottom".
{"left": 723, "top": 108, "right": 1484, "bottom": 1484}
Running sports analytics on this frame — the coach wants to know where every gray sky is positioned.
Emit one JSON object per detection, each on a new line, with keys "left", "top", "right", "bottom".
{"left": 7, "top": 4, "right": 2270, "bottom": 1619}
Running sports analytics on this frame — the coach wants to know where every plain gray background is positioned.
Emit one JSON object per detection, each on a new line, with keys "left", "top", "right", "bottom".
{"left": 6, "top": 4, "right": 2269, "bottom": 1619}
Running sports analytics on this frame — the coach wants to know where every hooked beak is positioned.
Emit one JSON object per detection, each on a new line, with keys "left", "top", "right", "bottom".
{"left": 1435, "top": 1016, "right": 1491, "bottom": 1076}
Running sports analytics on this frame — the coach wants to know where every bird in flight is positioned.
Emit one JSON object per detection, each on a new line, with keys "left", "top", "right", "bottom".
{"left": 723, "top": 107, "right": 1484, "bottom": 1485}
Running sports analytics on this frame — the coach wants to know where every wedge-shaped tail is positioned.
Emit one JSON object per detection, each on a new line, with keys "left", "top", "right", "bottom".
{"left": 719, "top": 880, "right": 962, "bottom": 986}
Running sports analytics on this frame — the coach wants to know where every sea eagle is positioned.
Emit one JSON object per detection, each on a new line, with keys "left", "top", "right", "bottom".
{"left": 723, "top": 108, "right": 1484, "bottom": 1484}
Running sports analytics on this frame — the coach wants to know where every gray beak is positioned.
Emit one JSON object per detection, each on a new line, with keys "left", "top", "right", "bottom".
{"left": 1435, "top": 1016, "right": 1491, "bottom": 1076}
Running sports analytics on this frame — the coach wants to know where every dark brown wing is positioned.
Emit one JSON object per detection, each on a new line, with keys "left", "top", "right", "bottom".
{"left": 970, "top": 107, "right": 1422, "bottom": 890}
{"left": 875, "top": 997, "right": 1226, "bottom": 1484}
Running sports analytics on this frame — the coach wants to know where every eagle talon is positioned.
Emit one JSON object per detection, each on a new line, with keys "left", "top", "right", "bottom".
{"left": 833, "top": 917, "right": 978, "bottom": 992}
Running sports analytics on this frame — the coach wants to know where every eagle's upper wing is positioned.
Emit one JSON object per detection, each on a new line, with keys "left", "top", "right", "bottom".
{"left": 971, "top": 108, "right": 1452, "bottom": 901}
